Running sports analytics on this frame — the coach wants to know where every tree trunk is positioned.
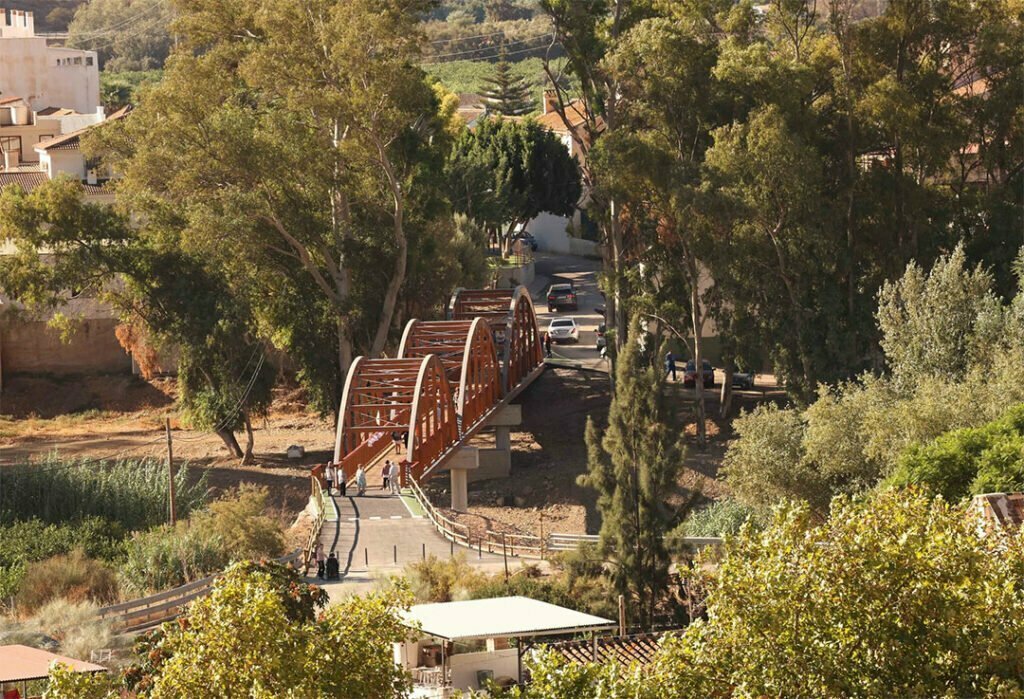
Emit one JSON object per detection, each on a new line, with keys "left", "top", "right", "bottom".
{"left": 686, "top": 256, "right": 707, "bottom": 448}
{"left": 240, "top": 413, "right": 255, "bottom": 466}
{"left": 216, "top": 428, "right": 244, "bottom": 458}
{"left": 719, "top": 362, "right": 734, "bottom": 419}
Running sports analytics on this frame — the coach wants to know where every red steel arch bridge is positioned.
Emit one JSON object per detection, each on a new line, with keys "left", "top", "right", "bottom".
{"left": 331, "top": 286, "right": 543, "bottom": 485}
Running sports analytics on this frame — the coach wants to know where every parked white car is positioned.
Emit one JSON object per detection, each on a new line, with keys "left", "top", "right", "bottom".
{"left": 548, "top": 318, "right": 579, "bottom": 344}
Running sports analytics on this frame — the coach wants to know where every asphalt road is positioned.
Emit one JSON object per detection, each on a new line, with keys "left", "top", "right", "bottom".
{"left": 533, "top": 253, "right": 607, "bottom": 369}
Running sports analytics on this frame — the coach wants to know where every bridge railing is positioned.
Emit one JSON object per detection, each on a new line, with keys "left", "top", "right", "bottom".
{"left": 406, "top": 473, "right": 722, "bottom": 561}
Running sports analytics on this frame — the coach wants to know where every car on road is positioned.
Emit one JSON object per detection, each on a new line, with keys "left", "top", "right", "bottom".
{"left": 732, "top": 371, "right": 756, "bottom": 390}
{"left": 548, "top": 318, "right": 579, "bottom": 343}
{"left": 596, "top": 323, "right": 607, "bottom": 350}
{"left": 513, "top": 232, "right": 538, "bottom": 252}
{"left": 683, "top": 359, "right": 715, "bottom": 388}
{"left": 547, "top": 282, "right": 578, "bottom": 312}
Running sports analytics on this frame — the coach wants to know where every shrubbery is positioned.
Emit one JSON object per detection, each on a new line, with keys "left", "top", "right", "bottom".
{"left": 121, "top": 486, "right": 285, "bottom": 594}
{"left": 890, "top": 404, "right": 1024, "bottom": 501}
{"left": 0, "top": 458, "right": 207, "bottom": 530}
{"left": 0, "top": 517, "right": 125, "bottom": 604}
{"left": 16, "top": 550, "right": 119, "bottom": 614}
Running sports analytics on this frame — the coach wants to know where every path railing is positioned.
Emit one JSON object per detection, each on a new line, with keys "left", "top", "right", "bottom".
{"left": 302, "top": 476, "right": 328, "bottom": 574}
{"left": 406, "top": 476, "right": 722, "bottom": 561}
{"left": 98, "top": 550, "right": 303, "bottom": 634}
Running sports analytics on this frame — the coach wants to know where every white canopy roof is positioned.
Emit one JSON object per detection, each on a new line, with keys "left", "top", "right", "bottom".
{"left": 401, "top": 596, "right": 616, "bottom": 642}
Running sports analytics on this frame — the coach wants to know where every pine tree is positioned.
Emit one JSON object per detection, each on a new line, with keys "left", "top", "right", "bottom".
{"left": 480, "top": 49, "right": 533, "bottom": 116}
{"left": 581, "top": 318, "right": 693, "bottom": 630}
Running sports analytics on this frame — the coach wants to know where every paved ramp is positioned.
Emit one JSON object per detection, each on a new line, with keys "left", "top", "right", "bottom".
{"left": 307, "top": 490, "right": 510, "bottom": 600}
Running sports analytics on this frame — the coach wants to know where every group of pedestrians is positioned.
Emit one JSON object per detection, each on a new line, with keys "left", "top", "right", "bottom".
{"left": 321, "top": 460, "right": 402, "bottom": 498}
{"left": 314, "top": 542, "right": 340, "bottom": 580}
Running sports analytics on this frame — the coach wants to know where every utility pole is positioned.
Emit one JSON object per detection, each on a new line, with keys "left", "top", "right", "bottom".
{"left": 165, "top": 418, "right": 176, "bottom": 525}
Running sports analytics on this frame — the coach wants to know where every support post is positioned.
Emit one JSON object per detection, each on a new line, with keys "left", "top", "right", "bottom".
{"left": 502, "top": 533, "right": 509, "bottom": 581}
{"left": 618, "top": 594, "right": 626, "bottom": 637}
{"left": 450, "top": 467, "right": 469, "bottom": 511}
{"left": 165, "top": 418, "right": 176, "bottom": 525}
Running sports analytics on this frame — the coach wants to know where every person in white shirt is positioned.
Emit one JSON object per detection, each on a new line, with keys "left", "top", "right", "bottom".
{"left": 389, "top": 461, "right": 400, "bottom": 495}
{"left": 324, "top": 463, "right": 336, "bottom": 496}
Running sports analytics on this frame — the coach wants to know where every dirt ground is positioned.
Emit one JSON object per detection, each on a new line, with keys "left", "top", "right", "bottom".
{"left": 425, "top": 367, "right": 786, "bottom": 536}
{"left": 0, "top": 377, "right": 334, "bottom": 516}
{"left": 1, "top": 368, "right": 785, "bottom": 534}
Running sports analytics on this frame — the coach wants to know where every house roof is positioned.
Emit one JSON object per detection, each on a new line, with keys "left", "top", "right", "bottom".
{"left": 972, "top": 492, "right": 1024, "bottom": 529}
{"left": 33, "top": 105, "right": 131, "bottom": 153}
{"left": 401, "top": 596, "right": 616, "bottom": 642}
{"left": 549, "top": 632, "right": 665, "bottom": 666}
{"left": 0, "top": 171, "right": 47, "bottom": 192}
{"left": 0, "top": 645, "right": 106, "bottom": 683}
{"left": 0, "top": 172, "right": 111, "bottom": 197}
{"left": 534, "top": 99, "right": 593, "bottom": 134}
{"left": 0, "top": 96, "right": 26, "bottom": 106}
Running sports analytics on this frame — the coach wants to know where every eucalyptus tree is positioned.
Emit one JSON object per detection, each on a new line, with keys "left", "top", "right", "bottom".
{"left": 98, "top": 0, "right": 455, "bottom": 414}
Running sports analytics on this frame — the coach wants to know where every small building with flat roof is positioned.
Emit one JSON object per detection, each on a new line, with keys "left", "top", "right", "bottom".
{"left": 396, "top": 595, "right": 615, "bottom": 697}
{"left": 0, "top": 644, "right": 107, "bottom": 698}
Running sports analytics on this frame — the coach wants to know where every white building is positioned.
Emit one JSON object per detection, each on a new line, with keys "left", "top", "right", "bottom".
{"left": 0, "top": 7, "right": 100, "bottom": 115}
{"left": 396, "top": 596, "right": 616, "bottom": 697}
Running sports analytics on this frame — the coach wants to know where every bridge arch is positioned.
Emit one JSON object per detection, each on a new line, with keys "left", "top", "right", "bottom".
{"left": 398, "top": 317, "right": 502, "bottom": 431}
{"left": 449, "top": 286, "right": 543, "bottom": 392}
{"left": 332, "top": 355, "right": 458, "bottom": 479}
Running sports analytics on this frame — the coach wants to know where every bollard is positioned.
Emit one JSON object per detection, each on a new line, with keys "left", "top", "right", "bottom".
{"left": 393, "top": 544, "right": 397, "bottom": 564}
{"left": 450, "top": 539, "right": 454, "bottom": 556}
{"left": 422, "top": 542, "right": 426, "bottom": 560}
{"left": 478, "top": 540, "right": 482, "bottom": 559}
{"left": 364, "top": 548, "right": 368, "bottom": 566}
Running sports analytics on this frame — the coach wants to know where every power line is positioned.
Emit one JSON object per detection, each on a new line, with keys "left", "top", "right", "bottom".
{"left": 424, "top": 32, "right": 554, "bottom": 62}
{"left": 424, "top": 39, "right": 560, "bottom": 66}
{"left": 70, "top": 0, "right": 166, "bottom": 40}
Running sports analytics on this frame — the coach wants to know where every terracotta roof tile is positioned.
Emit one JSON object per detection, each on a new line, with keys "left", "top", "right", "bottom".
{"left": 0, "top": 171, "right": 47, "bottom": 192}
{"left": 548, "top": 632, "right": 667, "bottom": 667}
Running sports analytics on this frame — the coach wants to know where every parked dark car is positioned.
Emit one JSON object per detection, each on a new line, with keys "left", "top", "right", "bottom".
{"left": 732, "top": 371, "right": 756, "bottom": 390}
{"left": 547, "top": 282, "right": 578, "bottom": 312}
{"left": 513, "top": 232, "right": 539, "bottom": 252}
{"left": 683, "top": 359, "right": 715, "bottom": 388}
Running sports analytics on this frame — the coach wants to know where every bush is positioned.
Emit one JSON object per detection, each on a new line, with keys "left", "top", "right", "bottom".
{"left": 193, "top": 485, "right": 284, "bottom": 561}
{"left": 16, "top": 550, "right": 119, "bottom": 615}
{"left": 679, "top": 499, "right": 766, "bottom": 537}
{"left": 890, "top": 404, "right": 1024, "bottom": 501}
{"left": 120, "top": 523, "right": 227, "bottom": 595}
{"left": 0, "top": 518, "right": 126, "bottom": 605}
{"left": 398, "top": 554, "right": 485, "bottom": 603}
{"left": 0, "top": 458, "right": 207, "bottom": 531}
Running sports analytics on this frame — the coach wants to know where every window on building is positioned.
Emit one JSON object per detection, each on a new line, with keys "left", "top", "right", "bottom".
{"left": 86, "top": 56, "right": 94, "bottom": 66}
{"left": 0, "top": 136, "right": 22, "bottom": 154}
{"left": 73, "top": 57, "right": 82, "bottom": 65}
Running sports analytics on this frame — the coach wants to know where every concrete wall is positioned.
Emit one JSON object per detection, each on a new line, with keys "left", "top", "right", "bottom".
{"left": 449, "top": 648, "right": 519, "bottom": 691}
{"left": 0, "top": 37, "right": 99, "bottom": 114}
{"left": 467, "top": 449, "right": 511, "bottom": 483}
{"left": 0, "top": 316, "right": 130, "bottom": 376}
{"left": 492, "top": 261, "right": 534, "bottom": 289}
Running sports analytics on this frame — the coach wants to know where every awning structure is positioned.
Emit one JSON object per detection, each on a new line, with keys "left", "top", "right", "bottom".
{"left": 401, "top": 596, "right": 616, "bottom": 641}
{"left": 0, "top": 645, "right": 107, "bottom": 684}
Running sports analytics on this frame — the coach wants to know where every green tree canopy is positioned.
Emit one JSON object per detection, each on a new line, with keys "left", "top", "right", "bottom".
{"left": 480, "top": 49, "right": 534, "bottom": 116}
{"left": 581, "top": 320, "right": 694, "bottom": 629}
{"left": 446, "top": 116, "right": 580, "bottom": 253}
{"left": 67, "top": 0, "right": 172, "bottom": 71}
{"left": 48, "top": 561, "right": 415, "bottom": 698}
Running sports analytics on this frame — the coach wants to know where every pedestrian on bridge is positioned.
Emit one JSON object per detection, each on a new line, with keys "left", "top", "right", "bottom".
{"left": 389, "top": 460, "right": 401, "bottom": 495}
{"left": 392, "top": 431, "right": 403, "bottom": 454}
{"left": 382, "top": 460, "right": 392, "bottom": 491}
{"left": 324, "top": 463, "right": 336, "bottom": 496}
{"left": 355, "top": 466, "right": 367, "bottom": 496}
{"left": 544, "top": 332, "right": 552, "bottom": 358}
{"left": 315, "top": 542, "right": 326, "bottom": 579}
{"left": 338, "top": 466, "right": 347, "bottom": 497}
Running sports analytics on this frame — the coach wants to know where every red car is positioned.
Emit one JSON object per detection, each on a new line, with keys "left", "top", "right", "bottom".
{"left": 684, "top": 359, "right": 715, "bottom": 388}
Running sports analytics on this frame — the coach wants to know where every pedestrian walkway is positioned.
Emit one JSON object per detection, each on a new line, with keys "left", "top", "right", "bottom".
{"left": 306, "top": 488, "right": 512, "bottom": 601}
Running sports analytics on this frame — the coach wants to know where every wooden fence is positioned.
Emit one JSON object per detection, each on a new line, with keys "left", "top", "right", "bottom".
{"left": 98, "top": 550, "right": 303, "bottom": 634}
